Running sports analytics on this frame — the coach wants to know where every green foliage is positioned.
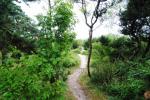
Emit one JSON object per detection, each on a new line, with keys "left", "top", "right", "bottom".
{"left": 62, "top": 52, "right": 80, "bottom": 68}
{"left": 108, "top": 79, "right": 145, "bottom": 100}
{"left": 82, "top": 50, "right": 88, "bottom": 55}
{"left": 37, "top": 0, "right": 75, "bottom": 56}
{"left": 0, "top": 54, "right": 66, "bottom": 99}
{"left": 92, "top": 42, "right": 111, "bottom": 62}
{"left": 53, "top": 1, "right": 74, "bottom": 34}
{"left": 91, "top": 42, "right": 115, "bottom": 85}
{"left": 83, "top": 38, "right": 99, "bottom": 50}
{"left": 35, "top": 0, "right": 76, "bottom": 84}
{"left": 72, "top": 39, "right": 83, "bottom": 49}
{"left": 72, "top": 48, "right": 81, "bottom": 54}
{"left": 120, "top": 0, "right": 150, "bottom": 58}
{"left": 106, "top": 60, "right": 150, "bottom": 100}
{"left": 109, "top": 37, "right": 135, "bottom": 61}
{"left": 0, "top": 0, "right": 78, "bottom": 99}
{"left": 91, "top": 35, "right": 150, "bottom": 100}
{"left": 0, "top": 0, "right": 37, "bottom": 54}
{"left": 91, "top": 62, "right": 115, "bottom": 85}
{"left": 83, "top": 39, "right": 89, "bottom": 50}
{"left": 99, "top": 35, "right": 110, "bottom": 46}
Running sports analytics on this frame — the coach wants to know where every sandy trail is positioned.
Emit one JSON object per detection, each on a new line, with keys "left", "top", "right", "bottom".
{"left": 67, "top": 54, "right": 87, "bottom": 100}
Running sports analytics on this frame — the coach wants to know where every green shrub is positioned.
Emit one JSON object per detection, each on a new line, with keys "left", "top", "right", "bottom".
{"left": 91, "top": 62, "right": 116, "bottom": 85}
{"left": 90, "top": 35, "right": 150, "bottom": 100}
{"left": 91, "top": 42, "right": 116, "bottom": 85}
{"left": 105, "top": 60, "right": 150, "bottom": 100}
{"left": 0, "top": 54, "right": 65, "bottom": 99}
{"left": 72, "top": 40, "right": 83, "bottom": 49}
{"left": 99, "top": 35, "right": 110, "bottom": 46}
{"left": 107, "top": 78, "right": 145, "bottom": 100}
{"left": 62, "top": 52, "right": 80, "bottom": 68}
{"left": 92, "top": 42, "right": 112, "bottom": 62}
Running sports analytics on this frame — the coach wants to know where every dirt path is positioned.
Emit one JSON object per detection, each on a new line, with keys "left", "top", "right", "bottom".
{"left": 67, "top": 54, "right": 87, "bottom": 100}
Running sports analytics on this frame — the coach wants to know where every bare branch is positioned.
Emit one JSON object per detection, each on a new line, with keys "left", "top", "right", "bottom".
{"left": 48, "top": 0, "right": 51, "bottom": 9}
{"left": 90, "top": 0, "right": 101, "bottom": 26}
{"left": 81, "top": 0, "right": 90, "bottom": 27}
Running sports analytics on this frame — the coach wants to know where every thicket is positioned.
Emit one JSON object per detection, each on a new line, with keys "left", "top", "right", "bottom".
{"left": 90, "top": 35, "right": 150, "bottom": 100}
{"left": 0, "top": 0, "right": 79, "bottom": 99}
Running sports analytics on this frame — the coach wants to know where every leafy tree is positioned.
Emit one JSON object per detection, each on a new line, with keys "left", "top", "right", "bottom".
{"left": 36, "top": 0, "right": 75, "bottom": 81}
{"left": 0, "top": 0, "right": 36, "bottom": 55}
{"left": 120, "top": 0, "right": 150, "bottom": 58}
{"left": 0, "top": 0, "right": 78, "bottom": 99}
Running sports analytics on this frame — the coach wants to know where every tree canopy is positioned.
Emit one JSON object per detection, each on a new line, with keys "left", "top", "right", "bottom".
{"left": 120, "top": 0, "right": 150, "bottom": 58}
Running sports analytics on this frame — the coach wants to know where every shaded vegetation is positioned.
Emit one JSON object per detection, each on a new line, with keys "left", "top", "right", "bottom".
{"left": 89, "top": 34, "right": 150, "bottom": 100}
{"left": 0, "top": 0, "right": 79, "bottom": 99}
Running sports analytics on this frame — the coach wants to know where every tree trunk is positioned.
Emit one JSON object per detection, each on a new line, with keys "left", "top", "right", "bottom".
{"left": 87, "top": 28, "right": 93, "bottom": 77}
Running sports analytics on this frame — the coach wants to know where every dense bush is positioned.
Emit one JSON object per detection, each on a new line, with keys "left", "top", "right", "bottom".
{"left": 90, "top": 35, "right": 150, "bottom": 100}
{"left": 0, "top": 49, "right": 80, "bottom": 99}
{"left": 91, "top": 42, "right": 115, "bottom": 85}
{"left": 106, "top": 60, "right": 150, "bottom": 100}
{"left": 108, "top": 79, "right": 145, "bottom": 100}
{"left": 0, "top": 54, "right": 66, "bottom": 99}
{"left": 91, "top": 62, "right": 115, "bottom": 85}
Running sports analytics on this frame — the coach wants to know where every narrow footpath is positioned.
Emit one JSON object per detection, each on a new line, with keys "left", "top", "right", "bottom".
{"left": 67, "top": 54, "right": 87, "bottom": 100}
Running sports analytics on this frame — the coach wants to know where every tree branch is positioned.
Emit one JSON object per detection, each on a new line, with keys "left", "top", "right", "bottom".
{"left": 81, "top": 0, "right": 90, "bottom": 27}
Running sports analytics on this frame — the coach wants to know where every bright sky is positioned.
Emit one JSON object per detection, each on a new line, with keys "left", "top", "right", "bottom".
{"left": 17, "top": 0, "right": 125, "bottom": 39}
